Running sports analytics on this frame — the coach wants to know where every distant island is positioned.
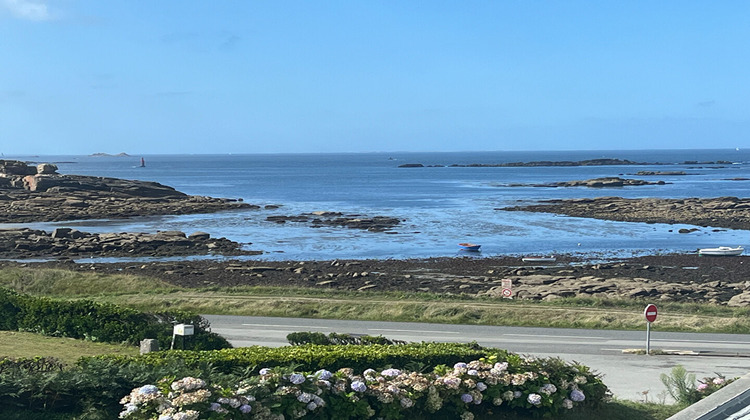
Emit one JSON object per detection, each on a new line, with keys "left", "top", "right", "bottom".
{"left": 398, "top": 158, "right": 734, "bottom": 168}
{"left": 90, "top": 152, "right": 131, "bottom": 157}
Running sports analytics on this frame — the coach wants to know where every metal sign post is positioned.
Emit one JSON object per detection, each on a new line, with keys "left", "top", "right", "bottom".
{"left": 644, "top": 304, "right": 658, "bottom": 355}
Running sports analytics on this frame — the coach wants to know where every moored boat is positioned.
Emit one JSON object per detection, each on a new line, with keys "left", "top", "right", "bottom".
{"left": 698, "top": 246, "right": 744, "bottom": 256}
{"left": 458, "top": 243, "right": 481, "bottom": 251}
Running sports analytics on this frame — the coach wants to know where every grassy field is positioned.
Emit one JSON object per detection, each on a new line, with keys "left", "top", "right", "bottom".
{"left": 0, "top": 330, "right": 139, "bottom": 365}
{"left": 2, "top": 266, "right": 750, "bottom": 333}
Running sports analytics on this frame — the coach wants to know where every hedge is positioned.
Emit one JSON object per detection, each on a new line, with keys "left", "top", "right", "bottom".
{"left": 0, "top": 287, "right": 230, "bottom": 350}
{"left": 287, "top": 331, "right": 407, "bottom": 346}
{"left": 87, "top": 341, "right": 510, "bottom": 373}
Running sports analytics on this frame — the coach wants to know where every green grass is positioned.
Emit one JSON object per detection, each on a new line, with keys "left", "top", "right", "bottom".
{"left": 3, "top": 267, "right": 750, "bottom": 334}
{"left": 0, "top": 266, "right": 177, "bottom": 296}
{"left": 0, "top": 330, "right": 139, "bottom": 365}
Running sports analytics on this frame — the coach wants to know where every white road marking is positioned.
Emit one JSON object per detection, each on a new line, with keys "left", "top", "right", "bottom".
{"left": 241, "top": 324, "right": 331, "bottom": 329}
{"left": 502, "top": 333, "right": 606, "bottom": 340}
{"left": 368, "top": 328, "right": 461, "bottom": 334}
{"left": 652, "top": 338, "right": 750, "bottom": 345}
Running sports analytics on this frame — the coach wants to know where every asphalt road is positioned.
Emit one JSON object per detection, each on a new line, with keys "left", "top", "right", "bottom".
{"left": 202, "top": 315, "right": 750, "bottom": 402}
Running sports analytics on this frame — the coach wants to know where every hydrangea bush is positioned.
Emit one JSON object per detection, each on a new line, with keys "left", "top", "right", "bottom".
{"left": 120, "top": 355, "right": 608, "bottom": 419}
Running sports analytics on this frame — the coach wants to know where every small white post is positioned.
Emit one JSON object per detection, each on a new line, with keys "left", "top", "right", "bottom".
{"left": 646, "top": 321, "right": 651, "bottom": 355}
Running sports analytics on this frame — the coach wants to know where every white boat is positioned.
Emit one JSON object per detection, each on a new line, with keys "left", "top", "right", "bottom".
{"left": 698, "top": 246, "right": 744, "bottom": 256}
{"left": 522, "top": 256, "right": 557, "bottom": 263}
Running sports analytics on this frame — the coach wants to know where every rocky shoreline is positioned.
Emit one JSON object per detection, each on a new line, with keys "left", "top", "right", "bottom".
{"left": 7, "top": 253, "right": 750, "bottom": 306}
{"left": 0, "top": 227, "right": 258, "bottom": 259}
{"left": 0, "top": 160, "right": 251, "bottom": 223}
{"left": 265, "top": 212, "right": 402, "bottom": 232}
{"left": 500, "top": 196, "right": 750, "bottom": 231}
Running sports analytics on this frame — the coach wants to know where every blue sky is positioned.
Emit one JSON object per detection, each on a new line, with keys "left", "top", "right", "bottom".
{"left": 1, "top": 1, "right": 749, "bottom": 155}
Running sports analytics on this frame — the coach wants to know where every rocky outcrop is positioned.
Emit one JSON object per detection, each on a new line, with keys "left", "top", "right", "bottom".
{"left": 547, "top": 177, "right": 666, "bottom": 187}
{"left": 504, "top": 177, "right": 667, "bottom": 188}
{"left": 265, "top": 212, "right": 401, "bottom": 232}
{"left": 0, "top": 160, "right": 251, "bottom": 223}
{"left": 501, "top": 196, "right": 750, "bottom": 230}
{"left": 0, "top": 228, "right": 258, "bottom": 258}
{"left": 398, "top": 159, "right": 734, "bottom": 168}
{"left": 634, "top": 171, "right": 687, "bottom": 176}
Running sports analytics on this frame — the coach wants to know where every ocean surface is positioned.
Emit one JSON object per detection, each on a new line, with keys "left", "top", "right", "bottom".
{"left": 4, "top": 149, "right": 750, "bottom": 261}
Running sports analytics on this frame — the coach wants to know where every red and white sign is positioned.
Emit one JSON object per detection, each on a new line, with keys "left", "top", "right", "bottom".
{"left": 644, "top": 304, "right": 658, "bottom": 323}
{"left": 501, "top": 279, "right": 512, "bottom": 298}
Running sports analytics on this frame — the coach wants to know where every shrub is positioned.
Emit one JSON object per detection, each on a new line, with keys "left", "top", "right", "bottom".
{"left": 661, "top": 365, "right": 736, "bottom": 406}
{"left": 117, "top": 355, "right": 610, "bottom": 419}
{"left": 0, "top": 288, "right": 23, "bottom": 330}
{"left": 88, "top": 342, "right": 498, "bottom": 374}
{"left": 0, "top": 356, "right": 65, "bottom": 374}
{"left": 0, "top": 287, "right": 231, "bottom": 350}
{"left": 287, "top": 331, "right": 407, "bottom": 346}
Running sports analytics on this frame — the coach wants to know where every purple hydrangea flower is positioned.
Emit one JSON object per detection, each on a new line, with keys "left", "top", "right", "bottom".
{"left": 209, "top": 402, "right": 222, "bottom": 411}
{"left": 570, "top": 389, "right": 585, "bottom": 402}
{"left": 315, "top": 369, "right": 333, "bottom": 380}
{"left": 351, "top": 380, "right": 367, "bottom": 393}
{"left": 467, "top": 369, "right": 478, "bottom": 376}
{"left": 381, "top": 368, "right": 401, "bottom": 378}
{"left": 461, "top": 393, "right": 473, "bottom": 403}
{"left": 239, "top": 404, "right": 252, "bottom": 414}
{"left": 297, "top": 393, "right": 313, "bottom": 403}
{"left": 454, "top": 362, "right": 468, "bottom": 369}
{"left": 443, "top": 377, "right": 461, "bottom": 387}
{"left": 289, "top": 373, "right": 306, "bottom": 385}
{"left": 540, "top": 383, "right": 557, "bottom": 395}
{"left": 138, "top": 385, "right": 159, "bottom": 395}
{"left": 476, "top": 382, "right": 487, "bottom": 392}
{"left": 259, "top": 368, "right": 271, "bottom": 375}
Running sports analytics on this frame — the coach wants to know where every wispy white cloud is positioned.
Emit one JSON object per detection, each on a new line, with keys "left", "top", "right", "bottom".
{"left": 1, "top": 0, "right": 52, "bottom": 21}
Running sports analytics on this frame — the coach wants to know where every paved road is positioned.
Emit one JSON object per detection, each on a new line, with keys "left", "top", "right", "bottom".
{"left": 203, "top": 315, "right": 750, "bottom": 402}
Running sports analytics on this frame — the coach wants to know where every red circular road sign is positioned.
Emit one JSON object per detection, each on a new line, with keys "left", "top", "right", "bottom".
{"left": 644, "top": 304, "right": 658, "bottom": 322}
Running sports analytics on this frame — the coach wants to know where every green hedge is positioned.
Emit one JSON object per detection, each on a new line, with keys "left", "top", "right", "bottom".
{"left": 287, "top": 331, "right": 407, "bottom": 346}
{"left": 0, "top": 287, "right": 230, "bottom": 350}
{"left": 87, "top": 341, "right": 508, "bottom": 373}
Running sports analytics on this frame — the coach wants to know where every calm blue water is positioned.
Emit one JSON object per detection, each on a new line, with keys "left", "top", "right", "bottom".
{"left": 4, "top": 149, "right": 750, "bottom": 261}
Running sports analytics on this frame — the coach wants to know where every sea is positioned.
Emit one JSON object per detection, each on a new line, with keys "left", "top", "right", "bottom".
{"left": 3, "top": 149, "right": 750, "bottom": 262}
